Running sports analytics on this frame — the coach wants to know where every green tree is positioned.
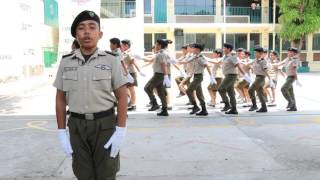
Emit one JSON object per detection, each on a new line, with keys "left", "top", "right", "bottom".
{"left": 278, "top": 0, "right": 320, "bottom": 49}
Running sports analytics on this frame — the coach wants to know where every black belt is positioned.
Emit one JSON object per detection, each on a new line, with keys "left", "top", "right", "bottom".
{"left": 70, "top": 108, "right": 114, "bottom": 120}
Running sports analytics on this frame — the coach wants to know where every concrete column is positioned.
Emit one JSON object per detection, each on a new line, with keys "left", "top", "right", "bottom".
{"left": 261, "top": 0, "right": 269, "bottom": 24}
{"left": 261, "top": 31, "right": 269, "bottom": 48}
{"left": 216, "top": 31, "right": 223, "bottom": 48}
{"left": 167, "top": 0, "right": 175, "bottom": 23}
{"left": 215, "top": 0, "right": 222, "bottom": 23}
{"left": 306, "top": 33, "right": 313, "bottom": 62}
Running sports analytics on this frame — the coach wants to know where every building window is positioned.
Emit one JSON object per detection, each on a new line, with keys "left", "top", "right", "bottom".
{"left": 175, "top": 0, "right": 216, "bottom": 15}
{"left": 144, "top": 33, "right": 152, "bottom": 52}
{"left": 313, "top": 34, "right": 320, "bottom": 51}
{"left": 282, "top": 36, "right": 307, "bottom": 51}
{"left": 175, "top": 33, "right": 216, "bottom": 52}
{"left": 225, "top": 34, "right": 248, "bottom": 50}
{"left": 144, "top": 0, "right": 151, "bottom": 14}
{"left": 101, "top": 0, "right": 136, "bottom": 18}
{"left": 154, "top": 33, "right": 167, "bottom": 43}
{"left": 268, "top": 33, "right": 280, "bottom": 52}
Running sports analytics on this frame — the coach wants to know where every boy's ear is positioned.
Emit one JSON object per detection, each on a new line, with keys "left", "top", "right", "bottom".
{"left": 99, "top": 31, "right": 103, "bottom": 39}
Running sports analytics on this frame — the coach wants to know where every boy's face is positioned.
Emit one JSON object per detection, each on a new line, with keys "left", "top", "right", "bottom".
{"left": 255, "top": 51, "right": 263, "bottom": 59}
{"left": 212, "top": 52, "right": 219, "bottom": 58}
{"left": 287, "top": 51, "right": 295, "bottom": 57}
{"left": 270, "top": 53, "right": 277, "bottom": 61}
{"left": 237, "top": 51, "right": 245, "bottom": 59}
{"left": 75, "top": 20, "right": 102, "bottom": 50}
{"left": 110, "top": 43, "right": 117, "bottom": 51}
{"left": 223, "top": 47, "right": 230, "bottom": 55}
{"left": 121, "top": 44, "right": 129, "bottom": 52}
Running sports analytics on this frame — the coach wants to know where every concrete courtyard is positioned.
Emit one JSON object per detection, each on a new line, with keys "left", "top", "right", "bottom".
{"left": 0, "top": 72, "right": 320, "bottom": 180}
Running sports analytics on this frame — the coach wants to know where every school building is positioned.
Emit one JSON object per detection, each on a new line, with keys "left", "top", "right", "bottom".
{"left": 143, "top": 0, "right": 320, "bottom": 72}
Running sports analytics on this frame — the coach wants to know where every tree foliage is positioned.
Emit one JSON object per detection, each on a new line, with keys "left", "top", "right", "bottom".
{"left": 278, "top": 0, "right": 320, "bottom": 48}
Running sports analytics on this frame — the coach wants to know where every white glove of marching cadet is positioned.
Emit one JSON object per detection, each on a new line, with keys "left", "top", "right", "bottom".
{"left": 104, "top": 126, "right": 127, "bottom": 158}
{"left": 210, "top": 75, "right": 217, "bottom": 85}
{"left": 243, "top": 73, "right": 252, "bottom": 84}
{"left": 58, "top": 129, "right": 73, "bottom": 157}
{"left": 180, "top": 70, "right": 187, "bottom": 78}
{"left": 139, "top": 71, "right": 146, "bottom": 77}
{"left": 126, "top": 74, "right": 135, "bottom": 84}
{"left": 163, "top": 75, "right": 171, "bottom": 88}
{"left": 296, "top": 79, "right": 302, "bottom": 87}
{"left": 269, "top": 79, "right": 275, "bottom": 88}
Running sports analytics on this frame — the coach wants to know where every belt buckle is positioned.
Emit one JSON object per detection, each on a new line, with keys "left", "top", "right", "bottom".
{"left": 85, "top": 113, "right": 94, "bottom": 120}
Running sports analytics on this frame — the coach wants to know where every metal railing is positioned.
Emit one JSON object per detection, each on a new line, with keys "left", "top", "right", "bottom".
{"left": 175, "top": 5, "right": 216, "bottom": 15}
{"left": 222, "top": 6, "right": 262, "bottom": 23}
{"left": 101, "top": 1, "right": 136, "bottom": 18}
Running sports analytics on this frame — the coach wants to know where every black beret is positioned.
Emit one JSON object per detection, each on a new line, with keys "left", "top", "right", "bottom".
{"left": 191, "top": 43, "right": 205, "bottom": 51}
{"left": 223, "top": 43, "right": 233, "bottom": 50}
{"left": 71, "top": 10, "right": 100, "bottom": 37}
{"left": 236, "top": 48, "right": 244, "bottom": 52}
{"left": 288, "top": 47, "right": 298, "bottom": 53}
{"left": 254, "top": 46, "right": 264, "bottom": 52}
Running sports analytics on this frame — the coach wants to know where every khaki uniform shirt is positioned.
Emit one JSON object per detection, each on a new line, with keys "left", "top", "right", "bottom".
{"left": 211, "top": 58, "right": 223, "bottom": 78}
{"left": 253, "top": 58, "right": 268, "bottom": 76}
{"left": 122, "top": 49, "right": 135, "bottom": 73}
{"left": 185, "top": 54, "right": 196, "bottom": 76}
{"left": 53, "top": 49, "right": 128, "bottom": 114}
{"left": 284, "top": 55, "right": 299, "bottom": 76}
{"left": 192, "top": 54, "right": 207, "bottom": 74}
{"left": 222, "top": 54, "right": 239, "bottom": 75}
{"left": 267, "top": 59, "right": 279, "bottom": 80}
{"left": 153, "top": 49, "right": 169, "bottom": 73}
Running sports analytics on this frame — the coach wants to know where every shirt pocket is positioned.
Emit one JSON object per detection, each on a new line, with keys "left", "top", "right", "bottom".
{"left": 92, "top": 69, "right": 112, "bottom": 90}
{"left": 62, "top": 70, "right": 78, "bottom": 91}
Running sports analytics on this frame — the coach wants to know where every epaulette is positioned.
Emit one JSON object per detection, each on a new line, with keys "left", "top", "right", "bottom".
{"left": 62, "top": 53, "right": 74, "bottom": 58}
{"left": 105, "top": 51, "right": 118, "bottom": 56}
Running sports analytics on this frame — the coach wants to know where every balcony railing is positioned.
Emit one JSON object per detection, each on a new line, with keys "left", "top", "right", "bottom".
{"left": 175, "top": 5, "right": 216, "bottom": 15}
{"left": 222, "top": 6, "right": 262, "bottom": 23}
{"left": 101, "top": 1, "right": 136, "bottom": 18}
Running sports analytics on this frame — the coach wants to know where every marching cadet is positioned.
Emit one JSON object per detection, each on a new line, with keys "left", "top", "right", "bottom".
{"left": 186, "top": 43, "right": 211, "bottom": 116}
{"left": 109, "top": 38, "right": 134, "bottom": 84}
{"left": 264, "top": 50, "right": 280, "bottom": 106}
{"left": 248, "top": 46, "right": 273, "bottom": 113}
{"left": 206, "top": 48, "right": 224, "bottom": 107}
{"left": 175, "top": 45, "right": 188, "bottom": 98}
{"left": 54, "top": 10, "right": 128, "bottom": 180}
{"left": 277, "top": 47, "right": 300, "bottom": 111}
{"left": 218, "top": 43, "right": 249, "bottom": 114}
{"left": 177, "top": 44, "right": 196, "bottom": 105}
{"left": 121, "top": 39, "right": 145, "bottom": 111}
{"left": 144, "top": 39, "right": 172, "bottom": 116}
{"left": 234, "top": 48, "right": 250, "bottom": 105}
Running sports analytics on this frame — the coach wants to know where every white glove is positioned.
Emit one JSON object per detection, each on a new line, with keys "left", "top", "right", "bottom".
{"left": 180, "top": 71, "right": 186, "bottom": 78}
{"left": 104, "top": 126, "right": 127, "bottom": 158}
{"left": 163, "top": 75, "right": 171, "bottom": 88}
{"left": 169, "top": 58, "right": 177, "bottom": 64}
{"left": 58, "top": 129, "right": 73, "bottom": 157}
{"left": 296, "top": 79, "right": 302, "bottom": 87}
{"left": 139, "top": 72, "right": 146, "bottom": 77}
{"left": 210, "top": 75, "right": 217, "bottom": 85}
{"left": 243, "top": 73, "right": 252, "bottom": 83}
{"left": 126, "top": 74, "right": 134, "bottom": 83}
{"left": 269, "top": 79, "right": 275, "bottom": 88}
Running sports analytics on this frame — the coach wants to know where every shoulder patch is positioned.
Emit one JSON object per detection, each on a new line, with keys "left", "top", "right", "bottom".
{"left": 105, "top": 51, "right": 118, "bottom": 56}
{"left": 62, "top": 53, "right": 74, "bottom": 59}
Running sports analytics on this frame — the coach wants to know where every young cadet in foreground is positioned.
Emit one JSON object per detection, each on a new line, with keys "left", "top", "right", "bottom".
{"left": 54, "top": 10, "right": 128, "bottom": 180}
